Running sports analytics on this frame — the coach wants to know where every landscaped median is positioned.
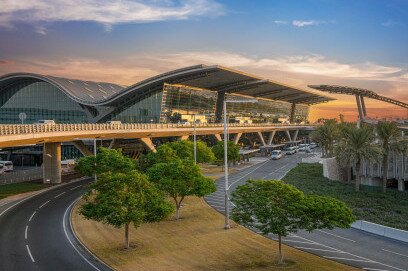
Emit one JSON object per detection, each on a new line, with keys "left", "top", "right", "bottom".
{"left": 0, "top": 182, "right": 49, "bottom": 200}
{"left": 71, "top": 196, "right": 358, "bottom": 271}
{"left": 283, "top": 163, "right": 408, "bottom": 231}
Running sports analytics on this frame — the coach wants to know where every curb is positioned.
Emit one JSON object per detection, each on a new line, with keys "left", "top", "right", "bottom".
{"left": 69, "top": 197, "right": 116, "bottom": 271}
{"left": 351, "top": 220, "right": 408, "bottom": 244}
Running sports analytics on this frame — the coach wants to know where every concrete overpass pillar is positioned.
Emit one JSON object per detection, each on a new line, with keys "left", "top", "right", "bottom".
{"left": 267, "top": 131, "right": 276, "bottom": 145}
{"left": 257, "top": 132, "right": 266, "bottom": 146}
{"left": 290, "top": 103, "right": 296, "bottom": 123}
{"left": 43, "top": 142, "right": 61, "bottom": 184}
{"left": 234, "top": 133, "right": 242, "bottom": 144}
{"left": 72, "top": 140, "right": 93, "bottom": 156}
{"left": 140, "top": 138, "right": 156, "bottom": 153}
{"left": 285, "top": 130, "right": 292, "bottom": 142}
{"left": 215, "top": 91, "right": 225, "bottom": 123}
{"left": 360, "top": 96, "right": 367, "bottom": 117}
{"left": 356, "top": 95, "right": 364, "bottom": 123}
{"left": 214, "top": 134, "right": 222, "bottom": 142}
{"left": 292, "top": 130, "right": 299, "bottom": 142}
{"left": 180, "top": 135, "right": 189, "bottom": 140}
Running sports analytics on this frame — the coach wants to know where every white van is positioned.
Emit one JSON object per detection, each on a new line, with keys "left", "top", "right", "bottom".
{"left": 36, "top": 120, "right": 56, "bottom": 125}
{"left": 0, "top": 161, "right": 13, "bottom": 172}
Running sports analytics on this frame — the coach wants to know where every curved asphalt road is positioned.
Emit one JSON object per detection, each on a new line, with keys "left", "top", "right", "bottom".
{"left": 205, "top": 152, "right": 408, "bottom": 271}
{"left": 0, "top": 178, "right": 112, "bottom": 271}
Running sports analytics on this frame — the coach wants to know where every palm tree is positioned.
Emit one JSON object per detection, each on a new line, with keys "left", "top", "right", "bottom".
{"left": 376, "top": 121, "right": 400, "bottom": 192}
{"left": 311, "top": 119, "right": 340, "bottom": 157}
{"left": 391, "top": 139, "right": 408, "bottom": 190}
{"left": 335, "top": 125, "right": 381, "bottom": 191}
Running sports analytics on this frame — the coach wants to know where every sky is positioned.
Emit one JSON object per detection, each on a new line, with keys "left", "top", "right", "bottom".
{"left": 0, "top": 0, "right": 407, "bottom": 122}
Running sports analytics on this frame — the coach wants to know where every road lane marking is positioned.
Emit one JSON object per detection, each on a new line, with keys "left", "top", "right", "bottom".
{"left": 228, "top": 160, "right": 269, "bottom": 190}
{"left": 363, "top": 268, "right": 391, "bottom": 271}
{"left": 292, "top": 234, "right": 405, "bottom": 271}
{"left": 25, "top": 225, "right": 28, "bottom": 239}
{"left": 295, "top": 246, "right": 345, "bottom": 253}
{"left": 26, "top": 245, "right": 35, "bottom": 262}
{"left": 316, "top": 229, "right": 356, "bottom": 242}
{"left": 382, "top": 249, "right": 408, "bottom": 258}
{"left": 0, "top": 193, "right": 39, "bottom": 217}
{"left": 28, "top": 211, "right": 36, "bottom": 222}
{"left": 63, "top": 198, "right": 101, "bottom": 271}
{"left": 323, "top": 256, "right": 373, "bottom": 263}
{"left": 70, "top": 185, "right": 82, "bottom": 191}
{"left": 39, "top": 200, "right": 50, "bottom": 209}
{"left": 54, "top": 192, "right": 66, "bottom": 198}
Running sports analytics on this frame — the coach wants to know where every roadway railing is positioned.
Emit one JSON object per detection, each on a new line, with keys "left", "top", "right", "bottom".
{"left": 0, "top": 123, "right": 316, "bottom": 136}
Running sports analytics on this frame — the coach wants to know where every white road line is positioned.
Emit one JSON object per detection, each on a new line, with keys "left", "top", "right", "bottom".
{"left": 39, "top": 200, "right": 50, "bottom": 209}
{"left": 316, "top": 229, "right": 356, "bottom": 242}
{"left": 25, "top": 225, "right": 28, "bottom": 239}
{"left": 28, "top": 211, "right": 36, "bottom": 222}
{"left": 292, "top": 234, "right": 405, "bottom": 271}
{"left": 54, "top": 192, "right": 66, "bottom": 198}
{"left": 63, "top": 198, "right": 101, "bottom": 271}
{"left": 70, "top": 185, "right": 82, "bottom": 191}
{"left": 227, "top": 160, "right": 269, "bottom": 190}
{"left": 382, "top": 249, "right": 408, "bottom": 258}
{"left": 26, "top": 245, "right": 35, "bottom": 262}
{"left": 323, "top": 256, "right": 373, "bottom": 263}
{"left": 0, "top": 193, "right": 39, "bottom": 217}
{"left": 295, "top": 246, "right": 345, "bottom": 253}
{"left": 272, "top": 239, "right": 315, "bottom": 245}
{"left": 264, "top": 164, "right": 290, "bottom": 177}
{"left": 363, "top": 268, "right": 391, "bottom": 271}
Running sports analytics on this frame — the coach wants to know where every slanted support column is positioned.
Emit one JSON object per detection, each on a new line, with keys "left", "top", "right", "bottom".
{"left": 356, "top": 95, "right": 364, "bottom": 123}
{"left": 180, "top": 135, "right": 189, "bottom": 140}
{"left": 290, "top": 103, "right": 296, "bottom": 123}
{"left": 257, "top": 132, "right": 266, "bottom": 146}
{"left": 267, "top": 131, "right": 276, "bottom": 145}
{"left": 140, "top": 138, "right": 156, "bottom": 153}
{"left": 215, "top": 91, "right": 226, "bottom": 123}
{"left": 360, "top": 96, "right": 367, "bottom": 117}
{"left": 214, "top": 134, "right": 222, "bottom": 142}
{"left": 108, "top": 139, "right": 116, "bottom": 149}
{"left": 234, "top": 133, "right": 242, "bottom": 144}
{"left": 43, "top": 142, "right": 61, "bottom": 184}
{"left": 72, "top": 140, "right": 92, "bottom": 156}
{"left": 285, "top": 130, "right": 292, "bottom": 142}
{"left": 292, "top": 130, "right": 299, "bottom": 142}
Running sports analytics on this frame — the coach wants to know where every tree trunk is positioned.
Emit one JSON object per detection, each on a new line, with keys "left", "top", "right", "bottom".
{"left": 382, "top": 153, "right": 388, "bottom": 193}
{"left": 347, "top": 166, "right": 351, "bottom": 183}
{"left": 125, "top": 223, "right": 130, "bottom": 249}
{"left": 278, "top": 234, "right": 283, "bottom": 265}
{"left": 355, "top": 161, "right": 361, "bottom": 191}
{"left": 175, "top": 204, "right": 180, "bottom": 220}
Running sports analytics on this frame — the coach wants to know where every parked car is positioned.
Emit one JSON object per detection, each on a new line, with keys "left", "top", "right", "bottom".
{"left": 309, "top": 142, "right": 318, "bottom": 149}
{"left": 0, "top": 164, "right": 4, "bottom": 174}
{"left": 106, "top": 120, "right": 122, "bottom": 125}
{"left": 0, "top": 161, "right": 13, "bottom": 172}
{"left": 283, "top": 146, "right": 297, "bottom": 155}
{"left": 270, "top": 150, "right": 284, "bottom": 160}
{"left": 298, "top": 144, "right": 309, "bottom": 152}
{"left": 35, "top": 120, "right": 56, "bottom": 125}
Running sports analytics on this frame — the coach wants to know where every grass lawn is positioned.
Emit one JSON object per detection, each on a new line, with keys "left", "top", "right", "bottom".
{"left": 0, "top": 182, "right": 49, "bottom": 200}
{"left": 283, "top": 163, "right": 408, "bottom": 231}
{"left": 72, "top": 196, "right": 357, "bottom": 271}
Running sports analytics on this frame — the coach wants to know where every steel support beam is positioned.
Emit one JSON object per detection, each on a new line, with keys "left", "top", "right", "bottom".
{"left": 292, "top": 130, "right": 299, "bottom": 142}
{"left": 140, "top": 138, "right": 156, "bottom": 153}
{"left": 72, "top": 140, "right": 93, "bottom": 156}
{"left": 180, "top": 135, "right": 189, "bottom": 140}
{"left": 215, "top": 91, "right": 225, "bottom": 123}
{"left": 356, "top": 95, "right": 364, "bottom": 122}
{"left": 267, "top": 131, "right": 276, "bottom": 145}
{"left": 257, "top": 132, "right": 266, "bottom": 146}
{"left": 285, "top": 130, "right": 292, "bottom": 142}
{"left": 360, "top": 96, "right": 367, "bottom": 117}
{"left": 234, "top": 133, "right": 242, "bottom": 144}
{"left": 214, "top": 134, "right": 222, "bottom": 141}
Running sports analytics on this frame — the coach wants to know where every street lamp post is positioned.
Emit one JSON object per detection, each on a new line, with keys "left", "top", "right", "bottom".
{"left": 94, "top": 138, "right": 97, "bottom": 181}
{"left": 223, "top": 98, "right": 257, "bottom": 230}
{"left": 193, "top": 114, "right": 197, "bottom": 164}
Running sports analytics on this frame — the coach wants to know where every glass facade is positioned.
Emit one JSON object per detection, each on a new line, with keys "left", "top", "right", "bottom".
{"left": 0, "top": 81, "right": 87, "bottom": 123}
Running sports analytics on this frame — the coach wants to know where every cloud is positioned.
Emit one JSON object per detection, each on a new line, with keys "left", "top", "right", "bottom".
{"left": 0, "top": 0, "right": 224, "bottom": 31}
{"left": 292, "top": 20, "right": 327, "bottom": 27}
{"left": 382, "top": 19, "right": 399, "bottom": 27}
{"left": 272, "top": 20, "right": 287, "bottom": 25}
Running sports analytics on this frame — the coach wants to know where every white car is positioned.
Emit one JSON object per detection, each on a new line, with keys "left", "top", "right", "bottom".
{"left": 284, "top": 146, "right": 297, "bottom": 155}
{"left": 298, "top": 144, "right": 309, "bottom": 152}
{"left": 309, "top": 142, "right": 318, "bottom": 149}
{"left": 35, "top": 120, "right": 56, "bottom": 125}
{"left": 0, "top": 161, "right": 13, "bottom": 172}
{"left": 270, "top": 150, "right": 284, "bottom": 160}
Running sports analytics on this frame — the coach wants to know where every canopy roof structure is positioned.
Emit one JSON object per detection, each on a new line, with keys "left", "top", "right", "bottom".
{"left": 0, "top": 64, "right": 334, "bottom": 106}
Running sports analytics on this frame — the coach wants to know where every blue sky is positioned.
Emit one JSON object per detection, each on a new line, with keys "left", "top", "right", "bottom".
{"left": 0, "top": 0, "right": 407, "bottom": 120}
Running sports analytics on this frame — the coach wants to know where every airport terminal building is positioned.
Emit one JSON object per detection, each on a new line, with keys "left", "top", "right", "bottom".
{"left": 0, "top": 65, "right": 332, "bottom": 125}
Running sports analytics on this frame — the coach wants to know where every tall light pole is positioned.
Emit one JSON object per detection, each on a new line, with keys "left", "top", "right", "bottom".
{"left": 193, "top": 114, "right": 197, "bottom": 164}
{"left": 223, "top": 98, "right": 257, "bottom": 230}
{"left": 94, "top": 138, "right": 97, "bottom": 181}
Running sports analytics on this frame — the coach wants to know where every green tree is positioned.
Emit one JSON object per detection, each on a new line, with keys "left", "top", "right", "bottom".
{"left": 335, "top": 125, "right": 381, "bottom": 191}
{"left": 212, "top": 141, "right": 240, "bottom": 164}
{"left": 138, "top": 144, "right": 178, "bottom": 172}
{"left": 391, "top": 139, "right": 408, "bottom": 190}
{"left": 147, "top": 159, "right": 216, "bottom": 219}
{"left": 376, "top": 121, "right": 400, "bottom": 192}
{"left": 231, "top": 180, "right": 354, "bottom": 264}
{"left": 168, "top": 140, "right": 215, "bottom": 163}
{"left": 310, "top": 119, "right": 340, "bottom": 157}
{"left": 80, "top": 170, "right": 174, "bottom": 249}
{"left": 76, "top": 147, "right": 137, "bottom": 176}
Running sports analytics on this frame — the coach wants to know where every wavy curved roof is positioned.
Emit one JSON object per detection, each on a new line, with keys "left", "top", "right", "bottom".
{"left": 0, "top": 65, "right": 334, "bottom": 106}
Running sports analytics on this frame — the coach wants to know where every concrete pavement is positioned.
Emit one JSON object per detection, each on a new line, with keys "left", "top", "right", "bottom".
{"left": 205, "top": 152, "right": 408, "bottom": 271}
